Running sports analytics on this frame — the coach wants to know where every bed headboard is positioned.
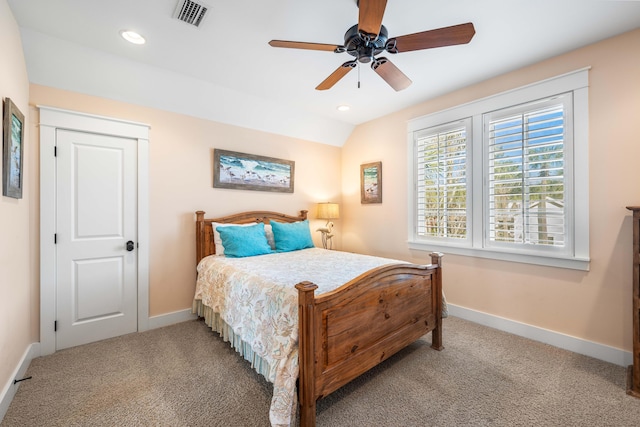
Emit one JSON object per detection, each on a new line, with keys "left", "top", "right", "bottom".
{"left": 195, "top": 210, "right": 308, "bottom": 264}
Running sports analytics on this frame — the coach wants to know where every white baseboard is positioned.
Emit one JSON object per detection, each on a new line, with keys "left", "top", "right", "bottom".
{"left": 148, "top": 308, "right": 197, "bottom": 330}
{"left": 448, "top": 304, "right": 632, "bottom": 367}
{"left": 0, "top": 342, "right": 40, "bottom": 423}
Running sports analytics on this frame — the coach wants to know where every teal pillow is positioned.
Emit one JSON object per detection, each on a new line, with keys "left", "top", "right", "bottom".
{"left": 271, "top": 220, "right": 315, "bottom": 252}
{"left": 216, "top": 223, "right": 272, "bottom": 258}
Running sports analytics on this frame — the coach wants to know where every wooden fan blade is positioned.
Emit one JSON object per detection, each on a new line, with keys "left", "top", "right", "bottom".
{"left": 269, "top": 40, "right": 340, "bottom": 52}
{"left": 358, "top": 0, "right": 388, "bottom": 38}
{"left": 392, "top": 22, "right": 476, "bottom": 53}
{"left": 316, "top": 62, "right": 357, "bottom": 90}
{"left": 371, "top": 57, "right": 411, "bottom": 91}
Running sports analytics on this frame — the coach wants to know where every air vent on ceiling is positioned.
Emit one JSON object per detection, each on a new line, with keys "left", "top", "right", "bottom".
{"left": 173, "top": 0, "right": 209, "bottom": 28}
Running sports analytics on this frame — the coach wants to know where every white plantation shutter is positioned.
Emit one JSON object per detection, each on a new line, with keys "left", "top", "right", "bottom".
{"left": 415, "top": 120, "right": 470, "bottom": 239}
{"left": 485, "top": 95, "right": 570, "bottom": 249}
{"left": 408, "top": 68, "right": 588, "bottom": 269}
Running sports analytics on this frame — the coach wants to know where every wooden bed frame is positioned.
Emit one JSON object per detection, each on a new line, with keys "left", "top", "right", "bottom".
{"left": 195, "top": 210, "right": 444, "bottom": 427}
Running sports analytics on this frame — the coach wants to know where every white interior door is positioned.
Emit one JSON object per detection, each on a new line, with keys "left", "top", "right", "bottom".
{"left": 55, "top": 129, "right": 138, "bottom": 350}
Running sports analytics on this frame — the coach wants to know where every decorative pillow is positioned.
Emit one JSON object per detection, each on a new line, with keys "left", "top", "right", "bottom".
{"left": 264, "top": 223, "right": 276, "bottom": 250}
{"left": 212, "top": 222, "right": 255, "bottom": 255}
{"left": 216, "top": 223, "right": 272, "bottom": 258}
{"left": 271, "top": 220, "right": 315, "bottom": 252}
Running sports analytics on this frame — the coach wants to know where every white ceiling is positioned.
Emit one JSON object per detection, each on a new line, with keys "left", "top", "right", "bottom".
{"left": 7, "top": 0, "right": 640, "bottom": 146}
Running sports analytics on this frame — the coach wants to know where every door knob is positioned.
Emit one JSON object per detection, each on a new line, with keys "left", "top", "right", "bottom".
{"left": 126, "top": 241, "right": 135, "bottom": 251}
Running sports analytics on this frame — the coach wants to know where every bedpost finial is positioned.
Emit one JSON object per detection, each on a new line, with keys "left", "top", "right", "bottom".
{"left": 429, "top": 252, "right": 444, "bottom": 267}
{"left": 295, "top": 281, "right": 318, "bottom": 293}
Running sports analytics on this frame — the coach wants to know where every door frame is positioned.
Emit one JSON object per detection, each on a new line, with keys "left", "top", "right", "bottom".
{"left": 39, "top": 106, "right": 150, "bottom": 356}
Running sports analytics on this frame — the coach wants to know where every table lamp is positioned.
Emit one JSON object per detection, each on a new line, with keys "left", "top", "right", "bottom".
{"left": 316, "top": 202, "right": 340, "bottom": 250}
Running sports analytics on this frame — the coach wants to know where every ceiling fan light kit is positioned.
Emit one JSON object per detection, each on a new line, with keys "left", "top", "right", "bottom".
{"left": 268, "top": 0, "right": 475, "bottom": 91}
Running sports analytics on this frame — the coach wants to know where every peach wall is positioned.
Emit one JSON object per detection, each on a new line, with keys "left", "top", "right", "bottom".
{"left": 29, "top": 85, "right": 342, "bottom": 317}
{"left": 0, "top": 0, "right": 31, "bottom": 400}
{"left": 342, "top": 28, "right": 640, "bottom": 352}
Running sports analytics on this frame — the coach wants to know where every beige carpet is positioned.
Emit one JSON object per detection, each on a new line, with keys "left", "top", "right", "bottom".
{"left": 3, "top": 316, "right": 640, "bottom": 426}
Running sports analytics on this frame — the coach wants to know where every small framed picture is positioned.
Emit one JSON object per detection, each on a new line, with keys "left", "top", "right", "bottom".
{"left": 3, "top": 98, "right": 25, "bottom": 199}
{"left": 213, "top": 149, "right": 295, "bottom": 193}
{"left": 361, "top": 161, "right": 382, "bottom": 204}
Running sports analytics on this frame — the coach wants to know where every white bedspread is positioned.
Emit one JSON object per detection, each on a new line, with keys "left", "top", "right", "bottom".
{"left": 193, "top": 248, "right": 441, "bottom": 426}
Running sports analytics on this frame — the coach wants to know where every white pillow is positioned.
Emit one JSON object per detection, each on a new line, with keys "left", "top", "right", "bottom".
{"left": 264, "top": 223, "right": 275, "bottom": 250}
{"left": 212, "top": 222, "right": 275, "bottom": 255}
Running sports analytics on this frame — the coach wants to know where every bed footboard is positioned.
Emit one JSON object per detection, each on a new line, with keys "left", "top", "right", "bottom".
{"left": 295, "top": 252, "right": 444, "bottom": 426}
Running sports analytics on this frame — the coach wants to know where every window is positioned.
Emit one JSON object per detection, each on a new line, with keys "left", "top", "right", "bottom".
{"left": 485, "top": 95, "right": 571, "bottom": 253}
{"left": 416, "top": 120, "right": 470, "bottom": 241}
{"left": 408, "top": 69, "right": 589, "bottom": 270}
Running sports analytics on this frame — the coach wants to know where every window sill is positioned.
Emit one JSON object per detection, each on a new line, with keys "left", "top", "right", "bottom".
{"left": 408, "top": 241, "right": 590, "bottom": 271}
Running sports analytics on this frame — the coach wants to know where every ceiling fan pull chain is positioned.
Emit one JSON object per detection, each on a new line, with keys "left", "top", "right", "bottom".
{"left": 358, "top": 62, "right": 361, "bottom": 89}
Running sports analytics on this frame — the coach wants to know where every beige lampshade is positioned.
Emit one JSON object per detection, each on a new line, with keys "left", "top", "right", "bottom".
{"left": 317, "top": 202, "right": 339, "bottom": 219}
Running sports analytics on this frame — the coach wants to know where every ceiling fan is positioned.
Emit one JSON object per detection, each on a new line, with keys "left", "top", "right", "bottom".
{"left": 269, "top": 0, "right": 475, "bottom": 91}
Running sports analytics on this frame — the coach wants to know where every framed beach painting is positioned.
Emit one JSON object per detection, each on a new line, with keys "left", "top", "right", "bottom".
{"left": 3, "top": 98, "right": 24, "bottom": 199}
{"left": 213, "top": 149, "right": 295, "bottom": 193}
{"left": 361, "top": 161, "right": 382, "bottom": 204}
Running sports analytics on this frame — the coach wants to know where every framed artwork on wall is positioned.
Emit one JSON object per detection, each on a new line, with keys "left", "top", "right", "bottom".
{"left": 361, "top": 161, "right": 382, "bottom": 204}
{"left": 213, "top": 149, "right": 295, "bottom": 193}
{"left": 3, "top": 98, "right": 25, "bottom": 199}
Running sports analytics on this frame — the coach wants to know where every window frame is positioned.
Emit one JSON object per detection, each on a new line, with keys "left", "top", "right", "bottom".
{"left": 407, "top": 68, "right": 590, "bottom": 271}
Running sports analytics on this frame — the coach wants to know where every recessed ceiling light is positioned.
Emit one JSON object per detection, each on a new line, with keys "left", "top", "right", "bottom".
{"left": 337, "top": 105, "right": 350, "bottom": 112}
{"left": 120, "top": 30, "right": 146, "bottom": 45}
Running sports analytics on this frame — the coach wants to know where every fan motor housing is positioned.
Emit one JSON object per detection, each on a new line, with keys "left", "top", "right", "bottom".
{"left": 343, "top": 24, "right": 388, "bottom": 63}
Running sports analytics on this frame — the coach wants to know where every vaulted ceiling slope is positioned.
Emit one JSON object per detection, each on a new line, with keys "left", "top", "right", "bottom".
{"left": 8, "top": 0, "right": 640, "bottom": 146}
